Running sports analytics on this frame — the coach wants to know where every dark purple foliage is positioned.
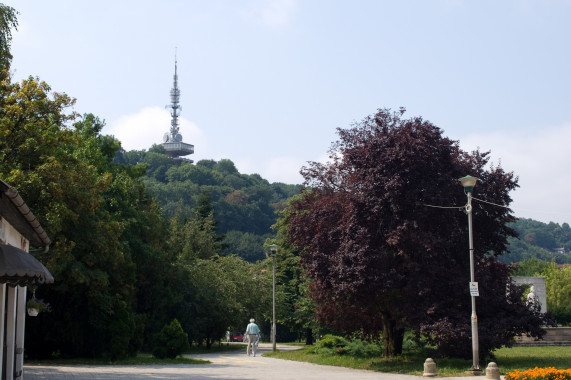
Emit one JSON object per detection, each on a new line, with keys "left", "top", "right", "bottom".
{"left": 285, "top": 109, "right": 545, "bottom": 358}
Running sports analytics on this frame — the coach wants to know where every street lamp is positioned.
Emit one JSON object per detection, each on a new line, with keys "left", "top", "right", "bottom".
{"left": 458, "top": 175, "right": 481, "bottom": 373}
{"left": 269, "top": 243, "right": 278, "bottom": 352}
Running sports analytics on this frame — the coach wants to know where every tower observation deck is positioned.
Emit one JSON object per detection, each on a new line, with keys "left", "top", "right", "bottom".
{"left": 162, "top": 56, "right": 194, "bottom": 161}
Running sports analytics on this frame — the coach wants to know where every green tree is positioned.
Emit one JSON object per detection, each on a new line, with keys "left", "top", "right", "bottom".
{"left": 152, "top": 318, "right": 189, "bottom": 359}
{"left": 222, "top": 230, "right": 269, "bottom": 262}
{"left": 170, "top": 208, "right": 220, "bottom": 261}
{"left": 195, "top": 189, "right": 215, "bottom": 220}
{"left": 1, "top": 16, "right": 144, "bottom": 356}
{"left": 143, "top": 152, "right": 174, "bottom": 182}
{"left": 183, "top": 256, "right": 270, "bottom": 347}
{"left": 511, "top": 258, "right": 552, "bottom": 276}
{"left": 0, "top": 3, "right": 18, "bottom": 68}
{"left": 272, "top": 195, "right": 319, "bottom": 345}
{"left": 14, "top": 113, "right": 140, "bottom": 359}
{"left": 214, "top": 158, "right": 239, "bottom": 175}
{"left": 0, "top": 93, "right": 138, "bottom": 359}
{"left": 543, "top": 263, "right": 571, "bottom": 326}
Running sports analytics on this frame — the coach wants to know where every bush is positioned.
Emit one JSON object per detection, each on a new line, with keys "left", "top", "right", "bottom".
{"left": 306, "top": 334, "right": 347, "bottom": 355}
{"left": 505, "top": 367, "right": 571, "bottom": 380}
{"left": 344, "top": 339, "right": 382, "bottom": 357}
{"left": 152, "top": 319, "right": 190, "bottom": 359}
{"left": 308, "top": 335, "right": 381, "bottom": 357}
{"left": 550, "top": 304, "right": 571, "bottom": 326}
{"left": 317, "top": 334, "right": 348, "bottom": 349}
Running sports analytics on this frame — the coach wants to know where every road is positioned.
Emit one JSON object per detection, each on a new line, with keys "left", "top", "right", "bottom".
{"left": 23, "top": 343, "right": 494, "bottom": 379}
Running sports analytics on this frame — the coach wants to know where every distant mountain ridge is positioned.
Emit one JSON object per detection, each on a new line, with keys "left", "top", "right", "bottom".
{"left": 500, "top": 218, "right": 571, "bottom": 264}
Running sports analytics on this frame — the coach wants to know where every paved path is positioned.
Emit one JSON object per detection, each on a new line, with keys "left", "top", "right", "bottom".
{"left": 23, "top": 343, "right": 497, "bottom": 379}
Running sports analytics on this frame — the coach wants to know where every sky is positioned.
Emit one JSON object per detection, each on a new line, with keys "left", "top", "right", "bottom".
{"left": 6, "top": 0, "right": 571, "bottom": 225}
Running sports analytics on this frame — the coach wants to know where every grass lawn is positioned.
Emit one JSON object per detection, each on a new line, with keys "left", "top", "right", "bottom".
{"left": 493, "top": 346, "right": 571, "bottom": 373}
{"left": 264, "top": 345, "right": 571, "bottom": 377}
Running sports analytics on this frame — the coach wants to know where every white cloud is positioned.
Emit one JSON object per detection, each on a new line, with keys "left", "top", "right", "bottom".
{"left": 459, "top": 124, "right": 571, "bottom": 224}
{"left": 104, "top": 107, "right": 205, "bottom": 153}
{"left": 241, "top": 0, "right": 298, "bottom": 28}
{"left": 234, "top": 156, "right": 305, "bottom": 185}
{"left": 260, "top": 0, "right": 297, "bottom": 28}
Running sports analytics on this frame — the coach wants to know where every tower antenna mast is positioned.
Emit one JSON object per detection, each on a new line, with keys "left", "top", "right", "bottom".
{"left": 169, "top": 47, "right": 181, "bottom": 140}
{"left": 162, "top": 48, "right": 194, "bottom": 161}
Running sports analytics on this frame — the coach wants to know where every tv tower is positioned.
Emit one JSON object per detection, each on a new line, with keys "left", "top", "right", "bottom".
{"left": 162, "top": 51, "right": 194, "bottom": 161}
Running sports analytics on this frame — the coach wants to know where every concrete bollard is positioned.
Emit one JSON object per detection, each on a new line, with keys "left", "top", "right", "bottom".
{"left": 486, "top": 362, "right": 501, "bottom": 380}
{"left": 423, "top": 358, "right": 437, "bottom": 377}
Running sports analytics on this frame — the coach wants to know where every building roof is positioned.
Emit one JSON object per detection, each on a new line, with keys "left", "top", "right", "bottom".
{"left": 0, "top": 179, "right": 51, "bottom": 249}
{"left": 0, "top": 179, "right": 53, "bottom": 286}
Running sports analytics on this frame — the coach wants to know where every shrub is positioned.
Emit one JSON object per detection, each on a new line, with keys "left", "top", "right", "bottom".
{"left": 308, "top": 335, "right": 382, "bottom": 357}
{"left": 549, "top": 304, "right": 571, "bottom": 326}
{"left": 152, "top": 319, "right": 190, "bottom": 359}
{"left": 505, "top": 367, "right": 571, "bottom": 380}
{"left": 306, "top": 334, "right": 348, "bottom": 355}
{"left": 318, "top": 334, "right": 348, "bottom": 349}
{"left": 344, "top": 339, "right": 382, "bottom": 357}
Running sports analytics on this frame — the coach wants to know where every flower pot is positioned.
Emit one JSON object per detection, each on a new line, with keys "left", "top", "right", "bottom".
{"left": 27, "top": 308, "right": 39, "bottom": 317}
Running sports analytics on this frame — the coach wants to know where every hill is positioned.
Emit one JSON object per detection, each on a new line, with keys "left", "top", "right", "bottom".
{"left": 115, "top": 146, "right": 570, "bottom": 265}
{"left": 114, "top": 145, "right": 303, "bottom": 262}
{"left": 500, "top": 218, "right": 571, "bottom": 264}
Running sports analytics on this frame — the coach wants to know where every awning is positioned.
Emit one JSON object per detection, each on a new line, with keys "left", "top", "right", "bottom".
{"left": 0, "top": 244, "right": 54, "bottom": 287}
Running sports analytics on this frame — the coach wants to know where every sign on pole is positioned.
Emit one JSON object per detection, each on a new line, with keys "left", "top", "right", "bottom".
{"left": 469, "top": 282, "right": 479, "bottom": 297}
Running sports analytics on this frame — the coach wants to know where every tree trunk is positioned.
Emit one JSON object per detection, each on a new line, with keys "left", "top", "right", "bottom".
{"left": 305, "top": 327, "right": 314, "bottom": 345}
{"left": 382, "top": 317, "right": 404, "bottom": 357}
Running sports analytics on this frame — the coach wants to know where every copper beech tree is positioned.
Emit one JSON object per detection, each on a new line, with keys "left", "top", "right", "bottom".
{"left": 284, "top": 108, "right": 546, "bottom": 358}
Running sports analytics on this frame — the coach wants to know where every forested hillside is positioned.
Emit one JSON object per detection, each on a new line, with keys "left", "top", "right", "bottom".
{"left": 115, "top": 146, "right": 571, "bottom": 265}
{"left": 500, "top": 218, "right": 571, "bottom": 264}
{"left": 114, "top": 145, "right": 303, "bottom": 262}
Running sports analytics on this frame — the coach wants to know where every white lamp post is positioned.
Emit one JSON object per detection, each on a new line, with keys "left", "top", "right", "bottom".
{"left": 269, "top": 244, "right": 278, "bottom": 352}
{"left": 458, "top": 175, "right": 481, "bottom": 373}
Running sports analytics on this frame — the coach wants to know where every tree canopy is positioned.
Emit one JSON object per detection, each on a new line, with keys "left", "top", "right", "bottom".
{"left": 283, "top": 108, "right": 545, "bottom": 358}
{"left": 501, "top": 219, "right": 571, "bottom": 264}
{"left": 115, "top": 149, "right": 302, "bottom": 262}
{"left": 0, "top": 3, "right": 18, "bottom": 68}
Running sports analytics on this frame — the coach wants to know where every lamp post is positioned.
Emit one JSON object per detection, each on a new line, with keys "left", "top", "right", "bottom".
{"left": 458, "top": 175, "right": 481, "bottom": 373}
{"left": 269, "top": 244, "right": 278, "bottom": 352}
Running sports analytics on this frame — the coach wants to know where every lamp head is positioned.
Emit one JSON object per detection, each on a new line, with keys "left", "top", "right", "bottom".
{"left": 458, "top": 175, "right": 478, "bottom": 193}
{"left": 269, "top": 243, "right": 278, "bottom": 256}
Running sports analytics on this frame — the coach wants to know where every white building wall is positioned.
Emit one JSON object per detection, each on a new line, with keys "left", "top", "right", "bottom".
{"left": 3, "top": 219, "right": 27, "bottom": 248}
{"left": 0, "top": 283, "right": 5, "bottom": 378}
{"left": 1, "top": 218, "right": 30, "bottom": 380}
{"left": 15, "top": 286, "right": 26, "bottom": 378}
{"left": 5, "top": 286, "right": 17, "bottom": 380}
{"left": 512, "top": 276, "right": 547, "bottom": 314}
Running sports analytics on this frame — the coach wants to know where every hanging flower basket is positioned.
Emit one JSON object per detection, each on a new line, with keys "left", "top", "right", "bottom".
{"left": 26, "top": 297, "right": 51, "bottom": 316}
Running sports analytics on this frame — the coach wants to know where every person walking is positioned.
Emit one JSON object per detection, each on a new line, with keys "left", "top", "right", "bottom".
{"left": 244, "top": 318, "right": 261, "bottom": 357}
